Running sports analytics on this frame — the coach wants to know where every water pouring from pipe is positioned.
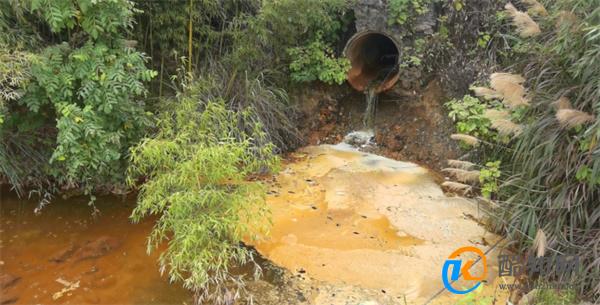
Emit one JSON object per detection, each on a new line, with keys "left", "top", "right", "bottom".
{"left": 343, "top": 31, "right": 401, "bottom": 144}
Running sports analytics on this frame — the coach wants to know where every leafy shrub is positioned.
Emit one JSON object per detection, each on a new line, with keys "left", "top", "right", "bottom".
{"left": 131, "top": 0, "right": 259, "bottom": 79}
{"left": 254, "top": 0, "right": 350, "bottom": 48}
{"left": 128, "top": 86, "right": 279, "bottom": 303}
{"left": 287, "top": 34, "right": 351, "bottom": 85}
{"left": 1, "top": 0, "right": 155, "bottom": 194}
{"left": 226, "top": 0, "right": 353, "bottom": 84}
{"left": 0, "top": 50, "right": 33, "bottom": 118}
{"left": 446, "top": 95, "right": 493, "bottom": 138}
{"left": 31, "top": 0, "right": 135, "bottom": 39}
{"left": 0, "top": 4, "right": 45, "bottom": 194}
{"left": 23, "top": 41, "right": 155, "bottom": 187}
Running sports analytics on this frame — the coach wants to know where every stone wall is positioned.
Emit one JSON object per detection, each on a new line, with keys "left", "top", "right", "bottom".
{"left": 352, "top": 0, "right": 437, "bottom": 43}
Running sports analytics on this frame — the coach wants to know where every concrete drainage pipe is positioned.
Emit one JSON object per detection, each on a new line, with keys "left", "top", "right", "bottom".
{"left": 344, "top": 31, "right": 401, "bottom": 93}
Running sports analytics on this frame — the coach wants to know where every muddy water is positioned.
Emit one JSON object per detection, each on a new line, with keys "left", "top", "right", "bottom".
{"left": 0, "top": 193, "right": 190, "bottom": 305}
{"left": 251, "top": 144, "right": 510, "bottom": 304}
{"left": 1, "top": 144, "right": 510, "bottom": 305}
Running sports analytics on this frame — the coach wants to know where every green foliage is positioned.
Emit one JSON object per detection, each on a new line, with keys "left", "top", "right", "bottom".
{"left": 254, "top": 0, "right": 350, "bottom": 47}
{"left": 449, "top": 0, "right": 600, "bottom": 299}
{"left": 477, "top": 32, "right": 491, "bottom": 49}
{"left": 131, "top": 0, "right": 258, "bottom": 76}
{"left": 388, "top": 0, "right": 428, "bottom": 26}
{"left": 226, "top": 0, "right": 353, "bottom": 83}
{"left": 479, "top": 161, "right": 501, "bottom": 199}
{"left": 128, "top": 86, "right": 279, "bottom": 303}
{"left": 0, "top": 49, "right": 33, "bottom": 125}
{"left": 575, "top": 165, "right": 600, "bottom": 185}
{"left": 535, "top": 288, "right": 578, "bottom": 305}
{"left": 446, "top": 95, "right": 493, "bottom": 138}
{"left": 1, "top": 0, "right": 155, "bottom": 193}
{"left": 287, "top": 34, "right": 351, "bottom": 85}
{"left": 452, "top": 0, "right": 464, "bottom": 11}
{"left": 30, "top": 0, "right": 136, "bottom": 39}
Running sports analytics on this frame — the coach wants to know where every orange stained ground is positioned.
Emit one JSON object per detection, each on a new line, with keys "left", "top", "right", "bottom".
{"left": 250, "top": 145, "right": 511, "bottom": 305}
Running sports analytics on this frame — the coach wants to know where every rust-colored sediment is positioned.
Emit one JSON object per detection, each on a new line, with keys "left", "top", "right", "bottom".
{"left": 250, "top": 145, "right": 510, "bottom": 304}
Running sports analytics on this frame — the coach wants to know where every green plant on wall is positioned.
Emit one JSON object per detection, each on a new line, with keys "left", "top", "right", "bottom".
{"left": 388, "top": 0, "right": 428, "bottom": 26}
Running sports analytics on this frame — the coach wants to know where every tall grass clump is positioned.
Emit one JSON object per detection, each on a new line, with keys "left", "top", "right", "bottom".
{"left": 186, "top": 63, "right": 302, "bottom": 151}
{"left": 500, "top": 0, "right": 600, "bottom": 298}
{"left": 128, "top": 79, "right": 279, "bottom": 304}
{"left": 445, "top": 0, "right": 599, "bottom": 300}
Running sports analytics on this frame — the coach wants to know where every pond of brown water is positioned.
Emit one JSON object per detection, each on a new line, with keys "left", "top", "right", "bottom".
{"left": 0, "top": 192, "right": 191, "bottom": 305}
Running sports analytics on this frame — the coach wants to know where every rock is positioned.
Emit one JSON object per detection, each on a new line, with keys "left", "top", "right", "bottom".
{"left": 517, "top": 289, "right": 537, "bottom": 305}
{"left": 353, "top": 0, "right": 387, "bottom": 33}
{"left": 353, "top": 0, "right": 438, "bottom": 36}
{"left": 49, "top": 244, "right": 79, "bottom": 263}
{"left": 413, "top": 4, "right": 437, "bottom": 34}
{"left": 0, "top": 273, "right": 20, "bottom": 289}
{"left": 343, "top": 131, "right": 375, "bottom": 147}
{"left": 73, "top": 236, "right": 121, "bottom": 261}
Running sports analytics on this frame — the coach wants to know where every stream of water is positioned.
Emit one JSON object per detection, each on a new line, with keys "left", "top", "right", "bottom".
{"left": 363, "top": 86, "right": 378, "bottom": 129}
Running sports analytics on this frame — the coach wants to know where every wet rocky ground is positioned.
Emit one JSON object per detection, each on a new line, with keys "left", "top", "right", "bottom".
{"left": 246, "top": 144, "right": 509, "bottom": 305}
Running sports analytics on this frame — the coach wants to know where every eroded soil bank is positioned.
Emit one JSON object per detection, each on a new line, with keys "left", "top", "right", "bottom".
{"left": 297, "top": 80, "right": 462, "bottom": 171}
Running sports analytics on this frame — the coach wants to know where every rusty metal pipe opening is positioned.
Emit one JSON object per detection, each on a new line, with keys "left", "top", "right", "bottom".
{"left": 344, "top": 31, "right": 400, "bottom": 93}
